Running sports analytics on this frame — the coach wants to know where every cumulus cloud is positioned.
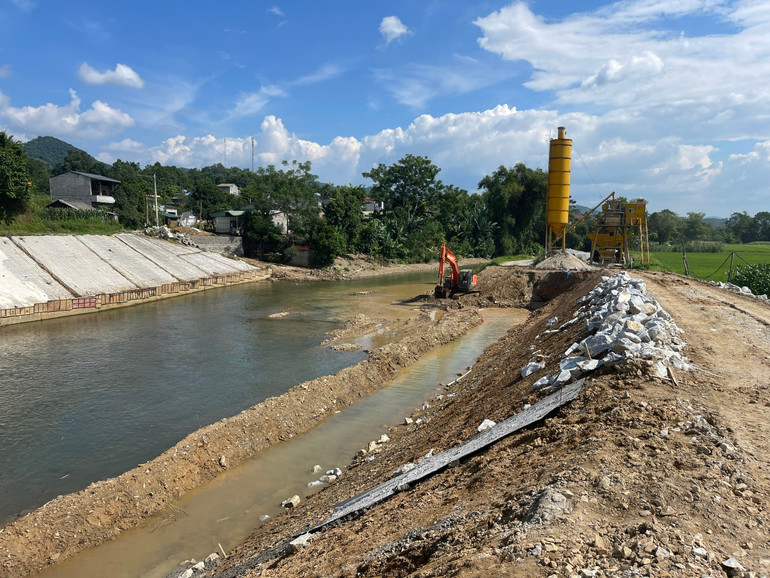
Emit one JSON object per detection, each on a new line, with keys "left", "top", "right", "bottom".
{"left": 379, "top": 16, "right": 411, "bottom": 45}
{"left": 267, "top": 6, "right": 284, "bottom": 16}
{"left": 0, "top": 88, "right": 134, "bottom": 139}
{"left": 474, "top": 0, "right": 770, "bottom": 116}
{"left": 78, "top": 63, "right": 145, "bottom": 88}
{"left": 0, "top": 65, "right": 12, "bottom": 78}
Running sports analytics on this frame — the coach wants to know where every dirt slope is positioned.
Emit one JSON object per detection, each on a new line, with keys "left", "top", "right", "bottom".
{"left": 206, "top": 268, "right": 770, "bottom": 578}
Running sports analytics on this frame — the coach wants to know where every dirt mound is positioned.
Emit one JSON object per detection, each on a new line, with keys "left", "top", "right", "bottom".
{"left": 208, "top": 271, "right": 770, "bottom": 578}
{"left": 535, "top": 252, "right": 592, "bottom": 270}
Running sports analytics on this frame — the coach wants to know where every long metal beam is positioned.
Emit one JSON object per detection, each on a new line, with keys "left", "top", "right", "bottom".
{"left": 217, "top": 380, "right": 585, "bottom": 577}
{"left": 312, "top": 379, "right": 585, "bottom": 531}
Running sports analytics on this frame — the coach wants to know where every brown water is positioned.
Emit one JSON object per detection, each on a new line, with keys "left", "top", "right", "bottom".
{"left": 0, "top": 273, "right": 436, "bottom": 525}
{"left": 38, "top": 309, "right": 525, "bottom": 578}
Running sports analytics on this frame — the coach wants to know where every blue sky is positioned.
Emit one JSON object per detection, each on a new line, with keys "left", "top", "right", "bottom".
{"left": 1, "top": 0, "right": 769, "bottom": 217}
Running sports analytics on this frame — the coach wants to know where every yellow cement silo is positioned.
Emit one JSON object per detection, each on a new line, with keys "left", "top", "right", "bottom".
{"left": 546, "top": 126, "right": 572, "bottom": 252}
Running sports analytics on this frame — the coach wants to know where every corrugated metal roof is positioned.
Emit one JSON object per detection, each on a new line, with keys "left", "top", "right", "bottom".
{"left": 47, "top": 199, "right": 96, "bottom": 211}
{"left": 58, "top": 171, "right": 121, "bottom": 183}
{"left": 211, "top": 210, "right": 247, "bottom": 217}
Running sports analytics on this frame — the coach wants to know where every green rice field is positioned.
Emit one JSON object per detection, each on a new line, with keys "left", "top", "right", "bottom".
{"left": 641, "top": 242, "right": 770, "bottom": 282}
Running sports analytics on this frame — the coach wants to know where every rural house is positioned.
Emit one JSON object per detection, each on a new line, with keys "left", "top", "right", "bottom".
{"left": 49, "top": 171, "right": 118, "bottom": 210}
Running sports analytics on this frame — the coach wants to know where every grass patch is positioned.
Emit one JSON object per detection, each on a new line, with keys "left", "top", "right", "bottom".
{"left": 476, "top": 254, "right": 532, "bottom": 272}
{"left": 0, "top": 195, "right": 126, "bottom": 236}
{"left": 635, "top": 243, "right": 770, "bottom": 282}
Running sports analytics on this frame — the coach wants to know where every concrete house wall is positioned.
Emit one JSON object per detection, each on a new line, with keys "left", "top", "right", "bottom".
{"left": 49, "top": 172, "right": 118, "bottom": 208}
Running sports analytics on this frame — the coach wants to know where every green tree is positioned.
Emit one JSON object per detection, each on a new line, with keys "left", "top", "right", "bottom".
{"left": 26, "top": 157, "right": 50, "bottom": 195}
{"left": 647, "top": 209, "right": 682, "bottom": 244}
{"left": 242, "top": 210, "right": 287, "bottom": 260}
{"left": 478, "top": 163, "right": 547, "bottom": 255}
{"left": 682, "top": 212, "right": 711, "bottom": 241}
{"left": 189, "top": 176, "right": 235, "bottom": 220}
{"left": 725, "top": 211, "right": 755, "bottom": 243}
{"left": 109, "top": 160, "right": 150, "bottom": 228}
{"left": 754, "top": 211, "right": 770, "bottom": 241}
{"left": 0, "top": 132, "right": 32, "bottom": 223}
{"left": 52, "top": 148, "right": 109, "bottom": 176}
{"left": 323, "top": 184, "right": 366, "bottom": 251}
{"left": 308, "top": 216, "right": 344, "bottom": 266}
{"left": 362, "top": 154, "right": 443, "bottom": 226}
{"left": 246, "top": 160, "right": 320, "bottom": 238}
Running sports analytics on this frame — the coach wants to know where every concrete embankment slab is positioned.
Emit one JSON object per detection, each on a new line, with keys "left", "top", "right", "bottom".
{"left": 115, "top": 234, "right": 210, "bottom": 282}
{"left": 0, "top": 238, "right": 74, "bottom": 308}
{"left": 78, "top": 235, "right": 179, "bottom": 289}
{"left": 180, "top": 251, "right": 256, "bottom": 275}
{"left": 10, "top": 236, "right": 137, "bottom": 296}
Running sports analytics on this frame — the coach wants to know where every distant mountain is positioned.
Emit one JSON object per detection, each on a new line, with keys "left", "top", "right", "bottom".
{"left": 705, "top": 217, "right": 727, "bottom": 228}
{"left": 22, "top": 136, "right": 77, "bottom": 169}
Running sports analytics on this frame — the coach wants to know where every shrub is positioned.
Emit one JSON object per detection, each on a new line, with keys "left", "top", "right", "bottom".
{"left": 732, "top": 263, "right": 770, "bottom": 296}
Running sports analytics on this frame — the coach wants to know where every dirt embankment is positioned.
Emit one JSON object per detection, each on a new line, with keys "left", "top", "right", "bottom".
{"left": 7, "top": 262, "right": 770, "bottom": 578}
{"left": 0, "top": 304, "right": 484, "bottom": 576}
{"left": 251, "top": 254, "right": 488, "bottom": 283}
{"left": 201, "top": 269, "right": 770, "bottom": 578}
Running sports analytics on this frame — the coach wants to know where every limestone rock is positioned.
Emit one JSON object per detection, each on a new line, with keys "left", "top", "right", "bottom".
{"left": 282, "top": 495, "right": 301, "bottom": 509}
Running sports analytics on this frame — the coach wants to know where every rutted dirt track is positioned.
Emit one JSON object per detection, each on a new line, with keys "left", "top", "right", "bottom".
{"left": 3, "top": 264, "right": 770, "bottom": 577}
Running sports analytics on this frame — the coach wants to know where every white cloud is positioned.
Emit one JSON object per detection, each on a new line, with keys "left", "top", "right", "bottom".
{"left": 473, "top": 0, "right": 770, "bottom": 119}
{"left": 379, "top": 16, "right": 411, "bottom": 45}
{"left": 375, "top": 54, "right": 514, "bottom": 108}
{"left": 229, "top": 85, "right": 286, "bottom": 119}
{"left": 0, "top": 89, "right": 134, "bottom": 139}
{"left": 97, "top": 92, "right": 770, "bottom": 217}
{"left": 10, "top": 0, "right": 36, "bottom": 11}
{"left": 78, "top": 63, "right": 145, "bottom": 88}
{"left": 293, "top": 63, "right": 344, "bottom": 86}
{"left": 0, "top": 65, "right": 12, "bottom": 78}
{"left": 267, "top": 6, "right": 284, "bottom": 17}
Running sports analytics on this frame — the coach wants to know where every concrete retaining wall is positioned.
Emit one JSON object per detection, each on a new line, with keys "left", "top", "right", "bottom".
{"left": 0, "top": 234, "right": 266, "bottom": 326}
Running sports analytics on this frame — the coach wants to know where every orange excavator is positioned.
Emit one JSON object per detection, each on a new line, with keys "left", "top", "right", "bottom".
{"left": 434, "top": 244, "right": 478, "bottom": 298}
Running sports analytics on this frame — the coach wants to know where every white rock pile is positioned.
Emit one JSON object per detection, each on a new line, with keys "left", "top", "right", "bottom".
{"left": 710, "top": 280, "right": 768, "bottom": 301}
{"left": 524, "top": 271, "right": 690, "bottom": 392}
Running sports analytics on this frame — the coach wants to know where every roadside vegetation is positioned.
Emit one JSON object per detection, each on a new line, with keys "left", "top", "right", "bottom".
{"left": 2, "top": 131, "right": 770, "bottom": 272}
{"left": 639, "top": 242, "right": 770, "bottom": 294}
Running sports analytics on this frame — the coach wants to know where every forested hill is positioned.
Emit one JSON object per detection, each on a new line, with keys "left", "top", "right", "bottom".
{"left": 22, "top": 136, "right": 77, "bottom": 169}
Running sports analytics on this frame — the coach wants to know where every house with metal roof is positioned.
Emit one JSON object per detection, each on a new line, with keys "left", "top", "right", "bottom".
{"left": 49, "top": 171, "right": 118, "bottom": 210}
{"left": 211, "top": 208, "right": 288, "bottom": 235}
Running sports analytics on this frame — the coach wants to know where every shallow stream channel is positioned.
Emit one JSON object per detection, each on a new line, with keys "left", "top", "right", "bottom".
{"left": 1, "top": 272, "right": 526, "bottom": 577}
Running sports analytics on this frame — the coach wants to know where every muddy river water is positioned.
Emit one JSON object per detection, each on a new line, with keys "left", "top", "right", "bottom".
{"left": 0, "top": 273, "right": 526, "bottom": 577}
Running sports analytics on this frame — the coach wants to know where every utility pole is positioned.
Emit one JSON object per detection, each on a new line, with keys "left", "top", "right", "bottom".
{"left": 251, "top": 137, "right": 255, "bottom": 172}
{"left": 224, "top": 137, "right": 227, "bottom": 167}
{"left": 153, "top": 173, "right": 159, "bottom": 227}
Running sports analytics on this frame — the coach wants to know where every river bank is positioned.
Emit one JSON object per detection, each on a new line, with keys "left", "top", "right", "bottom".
{"left": 192, "top": 269, "right": 770, "bottom": 578}
{"left": 0, "top": 301, "right": 484, "bottom": 576}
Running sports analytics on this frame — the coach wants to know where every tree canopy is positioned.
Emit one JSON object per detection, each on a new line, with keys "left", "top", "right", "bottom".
{"left": 0, "top": 132, "right": 32, "bottom": 223}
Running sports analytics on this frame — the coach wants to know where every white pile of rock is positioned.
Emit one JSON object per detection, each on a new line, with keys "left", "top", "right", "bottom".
{"left": 144, "top": 225, "right": 195, "bottom": 246}
{"left": 710, "top": 280, "right": 768, "bottom": 301}
{"left": 523, "top": 271, "right": 689, "bottom": 392}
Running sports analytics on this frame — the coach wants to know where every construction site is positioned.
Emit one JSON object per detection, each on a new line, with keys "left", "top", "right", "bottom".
{"left": 1, "top": 129, "right": 769, "bottom": 578}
